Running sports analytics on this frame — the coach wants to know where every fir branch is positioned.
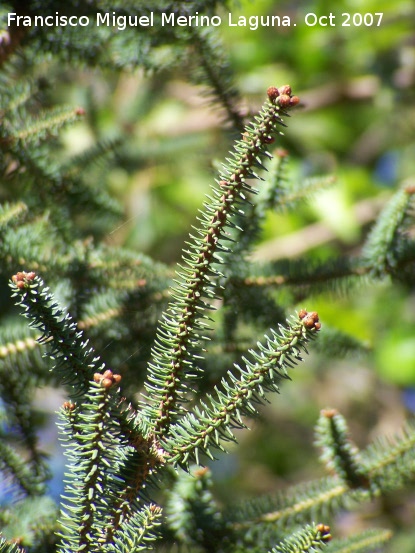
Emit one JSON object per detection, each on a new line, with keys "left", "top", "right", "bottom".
{"left": 0, "top": 539, "right": 25, "bottom": 553}
{"left": 58, "top": 383, "right": 164, "bottom": 551}
{"left": 0, "top": 202, "right": 28, "bottom": 231}
{"left": 0, "top": 328, "right": 41, "bottom": 366}
{"left": 269, "top": 523, "right": 331, "bottom": 553}
{"left": 143, "top": 86, "right": 301, "bottom": 436}
{"left": 9, "top": 271, "right": 105, "bottom": 397}
{"left": 239, "top": 256, "right": 367, "bottom": 295}
{"left": 362, "top": 183, "right": 415, "bottom": 277}
{"left": 163, "top": 311, "right": 321, "bottom": 465}
{"left": 107, "top": 504, "right": 163, "bottom": 553}
{"left": 229, "top": 476, "right": 351, "bottom": 531}
{"left": 276, "top": 174, "right": 337, "bottom": 212}
{"left": 9, "top": 106, "right": 84, "bottom": 145}
{"left": 165, "top": 466, "right": 227, "bottom": 548}
{"left": 0, "top": 440, "right": 46, "bottom": 497}
{"left": 362, "top": 419, "right": 415, "bottom": 491}
{"left": 315, "top": 409, "right": 370, "bottom": 490}
{"left": 57, "top": 380, "right": 124, "bottom": 552}
{"left": 188, "top": 26, "right": 245, "bottom": 134}
{"left": 324, "top": 529, "right": 392, "bottom": 553}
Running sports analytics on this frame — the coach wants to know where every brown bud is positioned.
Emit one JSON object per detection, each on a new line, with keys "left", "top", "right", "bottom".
{"left": 321, "top": 408, "right": 338, "bottom": 418}
{"left": 278, "top": 84, "right": 292, "bottom": 96}
{"left": 102, "top": 369, "right": 113, "bottom": 380}
{"left": 101, "top": 377, "right": 113, "bottom": 389}
{"left": 263, "top": 135, "right": 275, "bottom": 144}
{"left": 63, "top": 401, "right": 76, "bottom": 411}
{"left": 112, "top": 373, "right": 122, "bottom": 384}
{"left": 16, "top": 281, "right": 26, "bottom": 289}
{"left": 267, "top": 86, "right": 280, "bottom": 101}
{"left": 276, "top": 94, "right": 291, "bottom": 108}
{"left": 93, "top": 373, "right": 103, "bottom": 383}
{"left": 316, "top": 523, "right": 331, "bottom": 540}
{"left": 302, "top": 311, "right": 320, "bottom": 330}
{"left": 298, "top": 309, "right": 308, "bottom": 319}
{"left": 289, "top": 95, "right": 300, "bottom": 107}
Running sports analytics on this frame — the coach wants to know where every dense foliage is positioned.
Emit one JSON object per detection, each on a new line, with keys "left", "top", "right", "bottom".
{"left": 1, "top": 1, "right": 415, "bottom": 552}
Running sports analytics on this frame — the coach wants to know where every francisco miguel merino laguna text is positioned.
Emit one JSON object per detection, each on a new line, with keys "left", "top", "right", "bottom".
{"left": 7, "top": 11, "right": 293, "bottom": 31}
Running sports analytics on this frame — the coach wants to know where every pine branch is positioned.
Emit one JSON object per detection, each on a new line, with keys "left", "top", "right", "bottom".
{"left": 143, "top": 85, "right": 301, "bottom": 436}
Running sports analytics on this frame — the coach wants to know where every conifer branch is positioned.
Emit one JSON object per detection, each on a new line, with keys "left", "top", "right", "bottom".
{"left": 10, "top": 107, "right": 84, "bottom": 144}
{"left": 363, "top": 419, "right": 415, "bottom": 490}
{"left": 230, "top": 477, "right": 350, "bottom": 530}
{"left": 163, "top": 311, "right": 321, "bottom": 464}
{"left": 0, "top": 202, "right": 28, "bottom": 230}
{"left": 57, "top": 380, "right": 124, "bottom": 551}
{"left": 188, "top": 26, "right": 245, "bottom": 134}
{"left": 0, "top": 440, "right": 46, "bottom": 497}
{"left": 269, "top": 523, "right": 331, "bottom": 553}
{"left": 108, "top": 504, "right": 163, "bottom": 553}
{"left": 316, "top": 409, "right": 370, "bottom": 490}
{"left": 0, "top": 539, "right": 25, "bottom": 553}
{"left": 9, "top": 271, "right": 105, "bottom": 397}
{"left": 362, "top": 183, "right": 415, "bottom": 277}
{"left": 144, "top": 86, "right": 301, "bottom": 436}
{"left": 324, "top": 529, "right": 392, "bottom": 553}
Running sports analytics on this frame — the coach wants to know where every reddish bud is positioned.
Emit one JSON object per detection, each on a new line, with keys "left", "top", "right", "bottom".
{"left": 277, "top": 94, "right": 291, "bottom": 108}
{"left": 316, "top": 524, "right": 331, "bottom": 541}
{"left": 75, "top": 107, "right": 86, "bottom": 116}
{"left": 289, "top": 95, "right": 300, "bottom": 107}
{"left": 278, "top": 84, "right": 292, "bottom": 96}
{"left": 267, "top": 86, "right": 280, "bottom": 101}
{"left": 321, "top": 408, "right": 338, "bottom": 418}
{"left": 302, "top": 311, "right": 320, "bottom": 330}
{"left": 101, "top": 378, "right": 113, "bottom": 389}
